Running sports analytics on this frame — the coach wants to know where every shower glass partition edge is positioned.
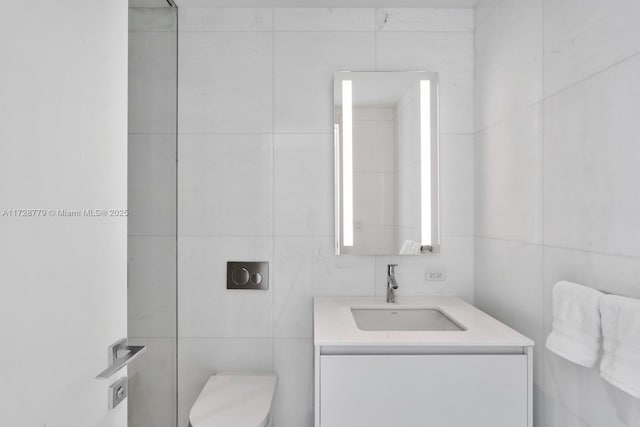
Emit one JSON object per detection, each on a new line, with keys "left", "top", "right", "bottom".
{"left": 127, "top": 5, "right": 178, "bottom": 427}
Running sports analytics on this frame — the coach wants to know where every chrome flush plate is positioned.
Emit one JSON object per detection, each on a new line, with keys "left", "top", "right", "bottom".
{"left": 227, "top": 261, "right": 269, "bottom": 290}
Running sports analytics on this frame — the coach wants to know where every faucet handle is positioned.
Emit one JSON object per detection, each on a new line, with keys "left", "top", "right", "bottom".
{"left": 387, "top": 264, "right": 398, "bottom": 273}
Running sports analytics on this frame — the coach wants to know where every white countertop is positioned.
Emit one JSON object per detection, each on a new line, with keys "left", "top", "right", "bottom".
{"left": 314, "top": 296, "right": 535, "bottom": 347}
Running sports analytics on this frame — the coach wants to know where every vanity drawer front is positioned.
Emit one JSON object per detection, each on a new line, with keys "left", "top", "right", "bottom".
{"left": 320, "top": 354, "right": 527, "bottom": 427}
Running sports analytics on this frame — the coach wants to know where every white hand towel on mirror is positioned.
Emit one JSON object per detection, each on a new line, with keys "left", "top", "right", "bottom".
{"left": 399, "top": 240, "right": 421, "bottom": 255}
{"left": 545, "top": 281, "right": 604, "bottom": 367}
{"left": 600, "top": 294, "right": 640, "bottom": 398}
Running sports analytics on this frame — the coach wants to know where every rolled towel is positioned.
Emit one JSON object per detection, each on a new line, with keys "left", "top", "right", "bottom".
{"left": 399, "top": 240, "right": 411, "bottom": 255}
{"left": 545, "top": 281, "right": 604, "bottom": 367}
{"left": 599, "top": 294, "right": 640, "bottom": 398}
{"left": 399, "top": 240, "right": 421, "bottom": 255}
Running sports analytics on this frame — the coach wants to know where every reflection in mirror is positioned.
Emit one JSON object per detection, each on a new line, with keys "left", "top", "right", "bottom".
{"left": 334, "top": 71, "right": 439, "bottom": 256}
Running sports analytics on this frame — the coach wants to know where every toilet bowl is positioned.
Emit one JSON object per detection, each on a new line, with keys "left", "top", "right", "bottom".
{"left": 189, "top": 372, "right": 277, "bottom": 427}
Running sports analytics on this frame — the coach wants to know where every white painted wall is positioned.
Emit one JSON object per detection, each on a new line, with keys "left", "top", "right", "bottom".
{"left": 474, "top": 0, "right": 640, "bottom": 425}
{"left": 175, "top": 7, "right": 474, "bottom": 427}
{"left": 0, "top": 1, "right": 128, "bottom": 426}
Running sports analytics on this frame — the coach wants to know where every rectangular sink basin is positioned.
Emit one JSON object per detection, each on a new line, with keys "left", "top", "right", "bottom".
{"left": 351, "top": 307, "right": 465, "bottom": 331}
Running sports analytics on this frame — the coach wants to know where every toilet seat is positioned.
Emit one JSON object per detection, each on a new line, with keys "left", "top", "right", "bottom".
{"left": 189, "top": 372, "right": 277, "bottom": 427}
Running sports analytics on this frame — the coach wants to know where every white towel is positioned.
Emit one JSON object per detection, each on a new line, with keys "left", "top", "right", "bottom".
{"left": 599, "top": 294, "right": 640, "bottom": 398}
{"left": 398, "top": 240, "right": 421, "bottom": 255}
{"left": 545, "top": 281, "right": 604, "bottom": 367}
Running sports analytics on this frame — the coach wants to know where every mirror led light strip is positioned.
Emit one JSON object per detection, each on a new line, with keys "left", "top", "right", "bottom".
{"left": 420, "top": 80, "right": 432, "bottom": 247}
{"left": 342, "top": 80, "right": 354, "bottom": 247}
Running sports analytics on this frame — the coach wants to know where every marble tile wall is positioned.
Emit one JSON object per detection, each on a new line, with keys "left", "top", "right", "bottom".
{"left": 474, "top": 0, "right": 640, "bottom": 425}
{"left": 177, "top": 7, "right": 474, "bottom": 427}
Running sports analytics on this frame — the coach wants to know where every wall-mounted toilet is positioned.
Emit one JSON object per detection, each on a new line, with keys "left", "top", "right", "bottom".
{"left": 189, "top": 372, "right": 277, "bottom": 427}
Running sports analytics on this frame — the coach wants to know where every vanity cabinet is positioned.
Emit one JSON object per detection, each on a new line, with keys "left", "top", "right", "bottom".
{"left": 318, "top": 354, "right": 528, "bottom": 427}
{"left": 313, "top": 297, "right": 535, "bottom": 427}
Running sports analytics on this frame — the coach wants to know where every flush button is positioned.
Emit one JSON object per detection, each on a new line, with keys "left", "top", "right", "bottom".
{"left": 250, "top": 272, "right": 263, "bottom": 285}
{"left": 227, "top": 262, "right": 269, "bottom": 290}
{"left": 231, "top": 268, "right": 250, "bottom": 286}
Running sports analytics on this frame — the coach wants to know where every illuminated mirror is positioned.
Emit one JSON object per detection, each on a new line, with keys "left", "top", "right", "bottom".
{"left": 334, "top": 71, "right": 439, "bottom": 255}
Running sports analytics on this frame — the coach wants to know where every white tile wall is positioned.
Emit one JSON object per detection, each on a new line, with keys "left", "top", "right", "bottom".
{"left": 543, "top": 0, "right": 640, "bottom": 97}
{"left": 273, "top": 339, "right": 315, "bottom": 427}
{"left": 474, "top": 0, "right": 542, "bottom": 130}
{"left": 179, "top": 236, "right": 274, "bottom": 338}
{"left": 377, "top": 31, "right": 473, "bottom": 134}
{"left": 273, "top": 236, "right": 375, "bottom": 338}
{"left": 178, "top": 134, "right": 273, "bottom": 236}
{"left": 130, "top": 8, "right": 178, "bottom": 32}
{"left": 473, "top": 0, "right": 503, "bottom": 30}
{"left": 176, "top": 7, "right": 475, "bottom": 427}
{"left": 128, "top": 338, "right": 177, "bottom": 427}
{"left": 376, "top": 8, "right": 473, "bottom": 32}
{"left": 475, "top": 104, "right": 542, "bottom": 243}
{"left": 180, "top": 8, "right": 274, "bottom": 31}
{"left": 543, "top": 54, "right": 640, "bottom": 257}
{"left": 178, "top": 32, "right": 273, "bottom": 133}
{"left": 274, "top": 31, "right": 376, "bottom": 133}
{"left": 128, "top": 236, "right": 177, "bottom": 338}
{"left": 273, "top": 134, "right": 334, "bottom": 236}
{"left": 128, "top": 134, "right": 176, "bottom": 236}
{"left": 440, "top": 134, "right": 474, "bottom": 237}
{"left": 474, "top": 237, "right": 544, "bottom": 384}
{"left": 128, "top": 31, "right": 177, "bottom": 134}
{"left": 274, "top": 8, "right": 375, "bottom": 31}
{"left": 475, "top": 1, "right": 640, "bottom": 426}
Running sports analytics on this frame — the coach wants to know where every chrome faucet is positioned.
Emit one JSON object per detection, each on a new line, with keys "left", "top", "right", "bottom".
{"left": 387, "top": 264, "right": 398, "bottom": 303}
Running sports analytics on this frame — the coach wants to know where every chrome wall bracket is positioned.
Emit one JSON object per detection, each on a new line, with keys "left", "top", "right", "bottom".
{"left": 96, "top": 338, "right": 147, "bottom": 379}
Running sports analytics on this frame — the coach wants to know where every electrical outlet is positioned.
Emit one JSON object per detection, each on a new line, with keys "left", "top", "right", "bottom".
{"left": 427, "top": 269, "right": 446, "bottom": 281}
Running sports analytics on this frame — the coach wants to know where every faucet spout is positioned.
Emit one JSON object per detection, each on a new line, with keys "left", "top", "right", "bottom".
{"left": 386, "top": 264, "right": 398, "bottom": 303}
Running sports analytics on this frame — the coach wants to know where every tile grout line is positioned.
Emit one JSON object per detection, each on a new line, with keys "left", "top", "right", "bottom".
{"left": 176, "top": 131, "right": 474, "bottom": 136}
{"left": 476, "top": 47, "right": 640, "bottom": 135}
{"left": 179, "top": 30, "right": 472, "bottom": 34}
{"left": 473, "top": 0, "right": 506, "bottom": 32}
{"left": 542, "top": 48, "right": 640, "bottom": 100}
{"left": 475, "top": 234, "right": 640, "bottom": 262}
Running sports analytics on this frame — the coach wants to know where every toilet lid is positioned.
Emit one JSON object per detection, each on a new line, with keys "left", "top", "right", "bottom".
{"left": 189, "top": 373, "right": 277, "bottom": 427}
